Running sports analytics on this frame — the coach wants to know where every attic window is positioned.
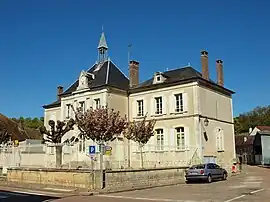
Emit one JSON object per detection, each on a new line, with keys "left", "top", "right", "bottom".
{"left": 153, "top": 72, "right": 166, "bottom": 84}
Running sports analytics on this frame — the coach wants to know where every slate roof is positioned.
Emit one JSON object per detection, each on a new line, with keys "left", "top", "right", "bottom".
{"left": 43, "top": 60, "right": 129, "bottom": 109}
{"left": 44, "top": 63, "right": 235, "bottom": 109}
{"left": 129, "top": 66, "right": 235, "bottom": 95}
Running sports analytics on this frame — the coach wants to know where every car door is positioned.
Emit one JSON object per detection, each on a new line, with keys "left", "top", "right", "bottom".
{"left": 207, "top": 163, "right": 215, "bottom": 177}
{"left": 213, "top": 164, "right": 223, "bottom": 178}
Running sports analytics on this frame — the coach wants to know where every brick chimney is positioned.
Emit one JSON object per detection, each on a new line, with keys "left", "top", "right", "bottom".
{"left": 216, "top": 60, "right": 224, "bottom": 86}
{"left": 129, "top": 60, "right": 139, "bottom": 88}
{"left": 57, "top": 86, "right": 63, "bottom": 100}
{"left": 201, "top": 50, "right": 209, "bottom": 80}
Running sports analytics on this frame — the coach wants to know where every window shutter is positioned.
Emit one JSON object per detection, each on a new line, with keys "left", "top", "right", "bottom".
{"left": 183, "top": 93, "right": 188, "bottom": 112}
{"left": 221, "top": 130, "right": 225, "bottom": 151}
{"left": 143, "top": 99, "right": 147, "bottom": 116}
{"left": 169, "top": 94, "right": 175, "bottom": 114}
{"left": 216, "top": 130, "right": 220, "bottom": 151}
{"left": 162, "top": 96, "right": 167, "bottom": 115}
{"left": 184, "top": 127, "right": 190, "bottom": 151}
{"left": 170, "top": 128, "right": 175, "bottom": 151}
{"left": 65, "top": 105, "right": 68, "bottom": 118}
{"left": 151, "top": 97, "right": 155, "bottom": 116}
{"left": 163, "top": 128, "right": 169, "bottom": 151}
{"left": 132, "top": 100, "right": 137, "bottom": 118}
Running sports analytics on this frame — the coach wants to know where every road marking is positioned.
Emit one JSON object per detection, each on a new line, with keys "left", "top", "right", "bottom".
{"left": 9, "top": 190, "right": 61, "bottom": 196}
{"left": 43, "top": 187, "right": 75, "bottom": 192}
{"left": 224, "top": 189, "right": 265, "bottom": 202}
{"left": 98, "top": 195, "right": 200, "bottom": 202}
{"left": 224, "top": 195, "right": 246, "bottom": 202}
{"left": 250, "top": 188, "right": 264, "bottom": 194}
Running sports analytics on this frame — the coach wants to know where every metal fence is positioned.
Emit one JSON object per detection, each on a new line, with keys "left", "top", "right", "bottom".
{"left": 0, "top": 142, "right": 201, "bottom": 171}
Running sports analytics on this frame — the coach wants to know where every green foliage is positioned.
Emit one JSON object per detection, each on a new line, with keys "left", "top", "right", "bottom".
{"left": 234, "top": 105, "right": 270, "bottom": 134}
{"left": 11, "top": 117, "right": 44, "bottom": 129}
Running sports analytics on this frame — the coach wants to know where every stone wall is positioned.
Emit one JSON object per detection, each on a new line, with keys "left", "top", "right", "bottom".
{"left": 105, "top": 166, "right": 187, "bottom": 190}
{"left": 6, "top": 166, "right": 188, "bottom": 191}
{"left": 7, "top": 168, "right": 98, "bottom": 189}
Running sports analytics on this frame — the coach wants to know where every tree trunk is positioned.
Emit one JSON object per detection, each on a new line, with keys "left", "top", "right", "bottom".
{"left": 55, "top": 145, "right": 62, "bottom": 168}
{"left": 128, "top": 139, "right": 131, "bottom": 168}
{"left": 140, "top": 144, "right": 144, "bottom": 168}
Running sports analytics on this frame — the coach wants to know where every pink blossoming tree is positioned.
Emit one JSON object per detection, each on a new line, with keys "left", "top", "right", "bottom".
{"left": 124, "top": 114, "right": 156, "bottom": 168}
{"left": 72, "top": 105, "right": 127, "bottom": 188}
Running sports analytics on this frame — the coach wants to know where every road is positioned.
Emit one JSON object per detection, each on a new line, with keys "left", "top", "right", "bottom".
{"left": 51, "top": 165, "right": 270, "bottom": 202}
{"left": 0, "top": 190, "right": 59, "bottom": 202}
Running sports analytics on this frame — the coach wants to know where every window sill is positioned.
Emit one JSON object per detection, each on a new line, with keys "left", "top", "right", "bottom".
{"left": 170, "top": 111, "right": 187, "bottom": 115}
{"left": 151, "top": 114, "right": 165, "bottom": 117}
{"left": 217, "top": 150, "right": 225, "bottom": 153}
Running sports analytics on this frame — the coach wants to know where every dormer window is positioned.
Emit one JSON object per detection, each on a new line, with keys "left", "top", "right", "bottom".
{"left": 153, "top": 72, "right": 166, "bottom": 84}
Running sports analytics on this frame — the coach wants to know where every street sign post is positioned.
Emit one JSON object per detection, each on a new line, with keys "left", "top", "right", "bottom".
{"left": 89, "top": 145, "right": 96, "bottom": 155}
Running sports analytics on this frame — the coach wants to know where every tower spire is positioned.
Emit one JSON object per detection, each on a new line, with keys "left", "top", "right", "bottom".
{"left": 97, "top": 26, "right": 108, "bottom": 63}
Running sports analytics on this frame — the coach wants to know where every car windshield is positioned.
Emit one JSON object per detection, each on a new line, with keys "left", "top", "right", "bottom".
{"left": 190, "top": 164, "right": 205, "bottom": 169}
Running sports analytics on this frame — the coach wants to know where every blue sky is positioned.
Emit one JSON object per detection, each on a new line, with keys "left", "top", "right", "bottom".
{"left": 0, "top": 0, "right": 269, "bottom": 118}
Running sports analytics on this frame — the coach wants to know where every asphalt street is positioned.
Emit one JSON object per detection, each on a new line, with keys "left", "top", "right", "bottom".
{"left": 51, "top": 166, "right": 270, "bottom": 202}
{"left": 1, "top": 165, "right": 269, "bottom": 202}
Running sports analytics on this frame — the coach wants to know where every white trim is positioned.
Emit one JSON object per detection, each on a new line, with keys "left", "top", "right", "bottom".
{"left": 215, "top": 127, "right": 224, "bottom": 152}
{"left": 44, "top": 107, "right": 61, "bottom": 112}
{"left": 154, "top": 127, "right": 166, "bottom": 152}
{"left": 129, "top": 82, "right": 198, "bottom": 97}
{"left": 105, "top": 59, "right": 111, "bottom": 84}
{"left": 172, "top": 124, "right": 189, "bottom": 151}
{"left": 61, "top": 89, "right": 107, "bottom": 101}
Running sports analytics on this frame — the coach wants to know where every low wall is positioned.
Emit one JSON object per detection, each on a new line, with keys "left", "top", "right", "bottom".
{"left": 105, "top": 166, "right": 188, "bottom": 190}
{"left": 6, "top": 166, "right": 188, "bottom": 191}
{"left": 7, "top": 168, "right": 98, "bottom": 189}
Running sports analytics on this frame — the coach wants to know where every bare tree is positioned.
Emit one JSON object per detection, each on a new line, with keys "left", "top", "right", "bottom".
{"left": 73, "top": 106, "right": 127, "bottom": 188}
{"left": 39, "top": 119, "right": 76, "bottom": 168}
{"left": 124, "top": 114, "right": 156, "bottom": 168}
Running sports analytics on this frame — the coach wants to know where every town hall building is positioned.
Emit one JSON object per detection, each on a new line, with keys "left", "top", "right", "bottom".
{"left": 43, "top": 31, "right": 236, "bottom": 170}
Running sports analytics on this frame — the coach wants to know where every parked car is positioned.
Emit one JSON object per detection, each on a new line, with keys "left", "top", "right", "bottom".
{"left": 185, "top": 163, "right": 228, "bottom": 183}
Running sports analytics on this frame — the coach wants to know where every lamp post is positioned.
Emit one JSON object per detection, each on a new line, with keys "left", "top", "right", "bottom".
{"left": 200, "top": 116, "right": 209, "bottom": 164}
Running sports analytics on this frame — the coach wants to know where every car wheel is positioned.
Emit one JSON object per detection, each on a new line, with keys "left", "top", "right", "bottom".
{"left": 207, "top": 175, "right": 212, "bottom": 183}
{"left": 222, "top": 173, "right": 227, "bottom": 180}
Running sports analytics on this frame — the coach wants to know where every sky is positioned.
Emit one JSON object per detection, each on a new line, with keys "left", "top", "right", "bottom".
{"left": 0, "top": 0, "right": 269, "bottom": 118}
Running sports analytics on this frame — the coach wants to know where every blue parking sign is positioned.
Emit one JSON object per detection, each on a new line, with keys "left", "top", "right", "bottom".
{"left": 89, "top": 146, "right": 96, "bottom": 154}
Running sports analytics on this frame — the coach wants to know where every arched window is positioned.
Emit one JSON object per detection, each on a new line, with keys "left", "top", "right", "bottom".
{"left": 216, "top": 128, "right": 224, "bottom": 151}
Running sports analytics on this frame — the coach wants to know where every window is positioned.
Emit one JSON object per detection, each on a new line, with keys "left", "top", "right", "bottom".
{"left": 175, "top": 93, "right": 183, "bottom": 112}
{"left": 66, "top": 104, "right": 71, "bottom": 118}
{"left": 79, "top": 139, "right": 86, "bottom": 153}
{"left": 155, "top": 97, "right": 163, "bottom": 114}
{"left": 156, "top": 129, "right": 164, "bottom": 151}
{"left": 175, "top": 127, "right": 185, "bottom": 149}
{"left": 216, "top": 128, "right": 224, "bottom": 151}
{"left": 156, "top": 75, "right": 161, "bottom": 81}
{"left": 94, "top": 98, "right": 101, "bottom": 109}
{"left": 79, "top": 101, "right": 85, "bottom": 113}
{"left": 137, "top": 100, "right": 144, "bottom": 116}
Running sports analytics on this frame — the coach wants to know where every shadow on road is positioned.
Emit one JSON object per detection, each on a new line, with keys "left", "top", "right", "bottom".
{"left": 0, "top": 190, "right": 60, "bottom": 202}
